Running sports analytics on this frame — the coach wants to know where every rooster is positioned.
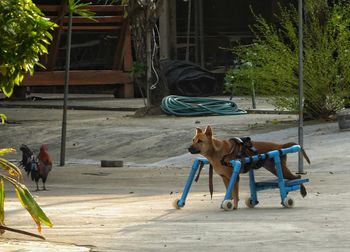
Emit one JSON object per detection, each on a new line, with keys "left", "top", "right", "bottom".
{"left": 19, "top": 144, "right": 53, "bottom": 191}
{"left": 19, "top": 144, "right": 37, "bottom": 176}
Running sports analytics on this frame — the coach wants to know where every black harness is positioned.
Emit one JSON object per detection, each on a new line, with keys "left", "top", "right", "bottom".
{"left": 221, "top": 137, "right": 266, "bottom": 173}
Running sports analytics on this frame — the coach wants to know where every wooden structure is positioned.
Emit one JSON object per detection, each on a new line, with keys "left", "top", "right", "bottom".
{"left": 22, "top": 2, "right": 134, "bottom": 98}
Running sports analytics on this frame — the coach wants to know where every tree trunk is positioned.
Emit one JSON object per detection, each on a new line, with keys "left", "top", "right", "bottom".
{"left": 146, "top": 26, "right": 152, "bottom": 108}
{"left": 60, "top": 9, "right": 72, "bottom": 166}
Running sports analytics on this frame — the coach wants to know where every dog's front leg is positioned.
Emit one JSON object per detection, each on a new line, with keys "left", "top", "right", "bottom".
{"left": 232, "top": 177, "right": 240, "bottom": 209}
{"left": 221, "top": 175, "right": 240, "bottom": 209}
{"left": 220, "top": 175, "right": 230, "bottom": 190}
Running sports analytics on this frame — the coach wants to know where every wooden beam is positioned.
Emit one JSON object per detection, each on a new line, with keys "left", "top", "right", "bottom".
{"left": 22, "top": 70, "right": 132, "bottom": 86}
{"left": 38, "top": 4, "right": 65, "bottom": 12}
{"left": 39, "top": 5, "right": 125, "bottom": 13}
{"left": 61, "top": 26, "right": 121, "bottom": 31}
{"left": 47, "top": 16, "right": 123, "bottom": 24}
{"left": 87, "top": 5, "right": 125, "bottom": 13}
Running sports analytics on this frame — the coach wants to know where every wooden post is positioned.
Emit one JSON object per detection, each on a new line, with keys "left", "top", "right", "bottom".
{"left": 169, "top": 1, "right": 177, "bottom": 59}
{"left": 159, "top": 1, "right": 170, "bottom": 59}
{"left": 198, "top": 0, "right": 204, "bottom": 67}
{"left": 159, "top": 0, "right": 177, "bottom": 60}
{"left": 146, "top": 1, "right": 152, "bottom": 108}
{"left": 185, "top": 0, "right": 192, "bottom": 61}
{"left": 194, "top": 0, "right": 199, "bottom": 64}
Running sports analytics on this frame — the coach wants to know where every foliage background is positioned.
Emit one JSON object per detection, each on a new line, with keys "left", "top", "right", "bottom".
{"left": 0, "top": 0, "right": 55, "bottom": 97}
{"left": 225, "top": 0, "right": 350, "bottom": 119}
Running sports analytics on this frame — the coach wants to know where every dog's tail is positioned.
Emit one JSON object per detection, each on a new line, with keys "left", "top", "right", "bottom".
{"left": 300, "top": 184, "right": 307, "bottom": 197}
{"left": 282, "top": 142, "right": 309, "bottom": 197}
{"left": 282, "top": 142, "right": 310, "bottom": 164}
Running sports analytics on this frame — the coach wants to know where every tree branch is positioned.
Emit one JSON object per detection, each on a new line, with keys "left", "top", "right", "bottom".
{"left": 0, "top": 225, "right": 45, "bottom": 240}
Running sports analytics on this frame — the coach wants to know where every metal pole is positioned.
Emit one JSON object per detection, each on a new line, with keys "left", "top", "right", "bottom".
{"left": 60, "top": 10, "right": 72, "bottom": 166}
{"left": 185, "top": 0, "right": 192, "bottom": 61}
{"left": 251, "top": 80, "right": 256, "bottom": 109}
{"left": 298, "top": 0, "right": 304, "bottom": 173}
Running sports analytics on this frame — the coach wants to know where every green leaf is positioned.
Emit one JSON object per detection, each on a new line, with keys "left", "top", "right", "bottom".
{"left": 0, "top": 157, "right": 23, "bottom": 179}
{"left": 2, "top": 176, "right": 53, "bottom": 232}
{"left": 15, "top": 185, "right": 53, "bottom": 232}
{"left": 0, "top": 148, "right": 15, "bottom": 156}
{"left": 35, "top": 62, "right": 46, "bottom": 70}
{"left": 0, "top": 114, "right": 7, "bottom": 124}
{"left": 68, "top": 0, "right": 96, "bottom": 21}
{"left": 2, "top": 83, "right": 14, "bottom": 97}
{"left": 39, "top": 43, "right": 48, "bottom": 54}
{"left": 14, "top": 74, "right": 21, "bottom": 85}
{"left": 0, "top": 67, "right": 7, "bottom": 76}
{"left": 45, "top": 31, "right": 53, "bottom": 41}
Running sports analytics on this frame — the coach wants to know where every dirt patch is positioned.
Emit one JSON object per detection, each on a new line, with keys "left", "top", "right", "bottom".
{"left": 0, "top": 101, "right": 299, "bottom": 165}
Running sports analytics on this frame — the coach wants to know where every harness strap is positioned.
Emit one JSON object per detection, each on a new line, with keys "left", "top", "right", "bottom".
{"left": 194, "top": 161, "right": 205, "bottom": 183}
{"left": 221, "top": 137, "right": 243, "bottom": 166}
{"left": 231, "top": 137, "right": 243, "bottom": 144}
{"left": 194, "top": 161, "right": 214, "bottom": 199}
{"left": 222, "top": 136, "right": 269, "bottom": 173}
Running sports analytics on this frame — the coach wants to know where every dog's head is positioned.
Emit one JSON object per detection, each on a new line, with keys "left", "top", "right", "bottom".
{"left": 188, "top": 126, "right": 213, "bottom": 155}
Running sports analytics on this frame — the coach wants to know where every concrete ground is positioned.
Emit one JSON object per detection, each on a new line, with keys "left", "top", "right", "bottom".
{"left": 0, "top": 94, "right": 349, "bottom": 251}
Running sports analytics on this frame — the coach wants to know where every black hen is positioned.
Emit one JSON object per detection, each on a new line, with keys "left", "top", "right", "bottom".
{"left": 19, "top": 144, "right": 52, "bottom": 191}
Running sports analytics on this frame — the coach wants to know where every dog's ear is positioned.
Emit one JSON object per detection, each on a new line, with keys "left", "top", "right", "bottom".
{"left": 196, "top": 127, "right": 202, "bottom": 134}
{"left": 204, "top": 125, "right": 212, "bottom": 138}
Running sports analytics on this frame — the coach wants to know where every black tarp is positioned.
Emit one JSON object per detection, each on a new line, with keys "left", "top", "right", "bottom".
{"left": 160, "top": 59, "right": 217, "bottom": 97}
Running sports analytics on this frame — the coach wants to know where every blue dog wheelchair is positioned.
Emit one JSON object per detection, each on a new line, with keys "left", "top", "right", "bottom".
{"left": 173, "top": 145, "right": 309, "bottom": 211}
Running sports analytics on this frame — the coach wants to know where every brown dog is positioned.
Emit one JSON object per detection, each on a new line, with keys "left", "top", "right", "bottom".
{"left": 188, "top": 125, "right": 310, "bottom": 209}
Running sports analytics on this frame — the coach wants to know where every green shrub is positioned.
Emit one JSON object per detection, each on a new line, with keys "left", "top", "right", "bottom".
{"left": 0, "top": 0, "right": 55, "bottom": 97}
{"left": 225, "top": 1, "right": 350, "bottom": 119}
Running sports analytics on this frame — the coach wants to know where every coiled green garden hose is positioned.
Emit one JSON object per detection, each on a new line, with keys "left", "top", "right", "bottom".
{"left": 160, "top": 95, "right": 247, "bottom": 116}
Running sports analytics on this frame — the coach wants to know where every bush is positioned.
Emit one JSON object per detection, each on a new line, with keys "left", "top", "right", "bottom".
{"left": 225, "top": 1, "right": 350, "bottom": 119}
{"left": 0, "top": 0, "right": 55, "bottom": 97}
